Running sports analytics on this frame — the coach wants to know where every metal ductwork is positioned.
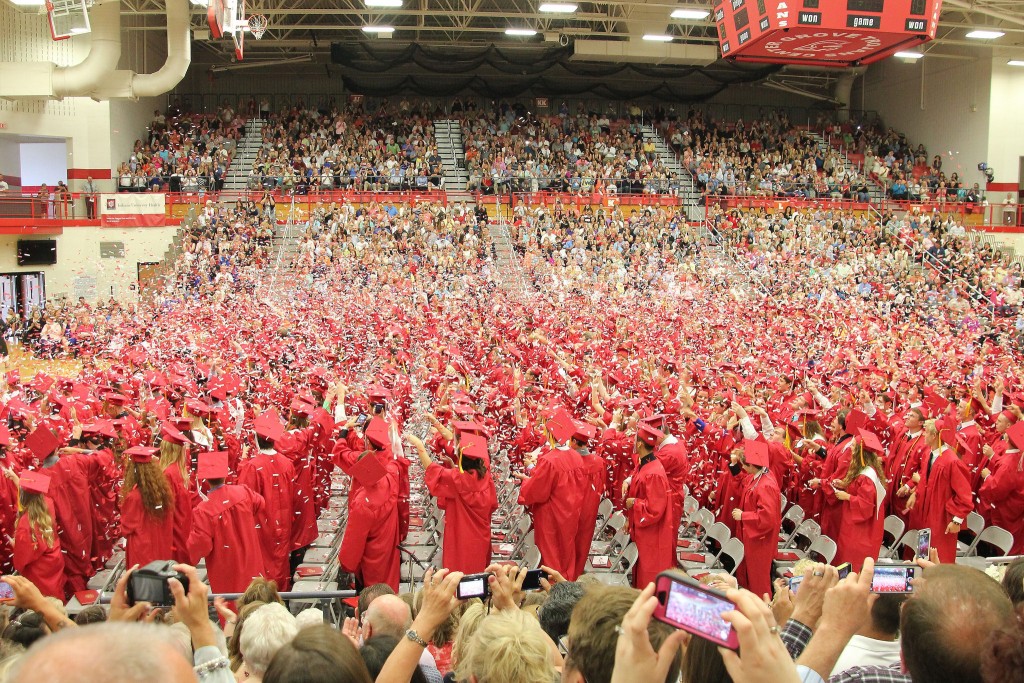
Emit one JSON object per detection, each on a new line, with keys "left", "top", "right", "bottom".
{"left": 0, "top": 0, "right": 191, "bottom": 100}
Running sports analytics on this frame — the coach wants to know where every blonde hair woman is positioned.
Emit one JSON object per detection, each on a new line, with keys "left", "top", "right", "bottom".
{"left": 13, "top": 472, "right": 65, "bottom": 599}
{"left": 832, "top": 433, "right": 887, "bottom": 572}
{"left": 158, "top": 424, "right": 194, "bottom": 561}
{"left": 454, "top": 610, "right": 555, "bottom": 683}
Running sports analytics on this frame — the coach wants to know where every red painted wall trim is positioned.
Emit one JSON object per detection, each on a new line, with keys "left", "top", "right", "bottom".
{"left": 0, "top": 175, "right": 22, "bottom": 187}
{"left": 67, "top": 168, "right": 112, "bottom": 180}
{"left": 987, "top": 182, "right": 1018, "bottom": 192}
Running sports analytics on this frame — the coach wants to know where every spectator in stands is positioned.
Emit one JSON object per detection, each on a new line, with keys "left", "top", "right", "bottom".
{"left": 237, "top": 603, "right": 298, "bottom": 682}
{"left": 264, "top": 624, "right": 373, "bottom": 683}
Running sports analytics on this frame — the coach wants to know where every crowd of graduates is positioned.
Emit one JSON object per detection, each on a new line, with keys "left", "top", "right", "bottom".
{"left": 0, "top": 184, "right": 1018, "bottom": 681}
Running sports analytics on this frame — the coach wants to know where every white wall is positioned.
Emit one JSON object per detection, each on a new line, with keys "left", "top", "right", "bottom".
{"left": 0, "top": 226, "right": 178, "bottom": 304}
{"left": 109, "top": 96, "right": 166, "bottom": 180}
{"left": 986, "top": 58, "right": 1024, "bottom": 192}
{"left": 19, "top": 142, "right": 67, "bottom": 186}
{"left": 859, "top": 52, "right": 993, "bottom": 190}
{"left": 0, "top": 138, "right": 20, "bottom": 186}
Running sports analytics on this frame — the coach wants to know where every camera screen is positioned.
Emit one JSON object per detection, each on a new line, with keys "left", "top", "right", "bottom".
{"left": 458, "top": 577, "right": 487, "bottom": 599}
{"left": 871, "top": 566, "right": 914, "bottom": 593}
{"left": 665, "top": 581, "right": 734, "bottom": 642}
{"left": 917, "top": 529, "right": 930, "bottom": 558}
{"left": 789, "top": 575, "right": 804, "bottom": 594}
{"left": 131, "top": 575, "right": 171, "bottom": 605}
{"left": 0, "top": 582, "right": 13, "bottom": 600}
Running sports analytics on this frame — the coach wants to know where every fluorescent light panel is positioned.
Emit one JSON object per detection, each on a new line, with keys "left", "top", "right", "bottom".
{"left": 539, "top": 3, "right": 577, "bottom": 12}
{"left": 893, "top": 51, "right": 923, "bottom": 59}
{"left": 671, "top": 8, "right": 710, "bottom": 19}
{"left": 1008, "top": 60, "right": 1024, "bottom": 67}
{"left": 965, "top": 30, "right": 1004, "bottom": 39}
{"left": 643, "top": 33, "right": 674, "bottom": 41}
{"left": 8, "top": 0, "right": 46, "bottom": 6}
{"left": 505, "top": 28, "right": 538, "bottom": 36}
{"left": 364, "top": 0, "right": 403, "bottom": 6}
{"left": 362, "top": 25, "right": 395, "bottom": 33}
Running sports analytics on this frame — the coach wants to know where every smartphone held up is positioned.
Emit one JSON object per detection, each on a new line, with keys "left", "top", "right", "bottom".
{"left": 653, "top": 571, "right": 740, "bottom": 650}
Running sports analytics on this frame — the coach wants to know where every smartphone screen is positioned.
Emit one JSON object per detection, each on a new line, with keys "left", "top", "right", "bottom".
{"left": 789, "top": 575, "right": 804, "bottom": 594}
{"left": 655, "top": 575, "right": 738, "bottom": 649}
{"left": 917, "top": 529, "right": 931, "bottom": 559}
{"left": 521, "top": 569, "right": 544, "bottom": 592}
{"left": 836, "top": 562, "right": 852, "bottom": 579}
{"left": 0, "top": 581, "right": 12, "bottom": 600}
{"left": 870, "top": 566, "right": 916, "bottom": 594}
{"left": 456, "top": 575, "right": 488, "bottom": 600}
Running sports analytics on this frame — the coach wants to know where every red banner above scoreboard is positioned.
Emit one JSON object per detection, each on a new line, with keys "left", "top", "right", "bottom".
{"left": 714, "top": 0, "right": 942, "bottom": 67}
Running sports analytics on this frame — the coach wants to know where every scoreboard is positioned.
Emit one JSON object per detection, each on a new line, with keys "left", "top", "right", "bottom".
{"left": 715, "top": 0, "right": 943, "bottom": 67}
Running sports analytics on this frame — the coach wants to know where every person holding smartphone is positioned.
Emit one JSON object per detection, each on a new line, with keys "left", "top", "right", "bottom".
{"left": 406, "top": 429, "right": 497, "bottom": 574}
{"left": 832, "top": 430, "right": 887, "bottom": 572}
{"left": 731, "top": 439, "right": 780, "bottom": 599}
{"left": 906, "top": 420, "right": 974, "bottom": 563}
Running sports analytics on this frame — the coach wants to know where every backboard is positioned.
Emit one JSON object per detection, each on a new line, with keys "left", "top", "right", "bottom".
{"left": 207, "top": 0, "right": 244, "bottom": 59}
{"left": 46, "top": 0, "right": 90, "bottom": 41}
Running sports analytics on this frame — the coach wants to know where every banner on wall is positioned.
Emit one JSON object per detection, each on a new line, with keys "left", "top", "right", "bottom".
{"left": 99, "top": 193, "right": 165, "bottom": 227}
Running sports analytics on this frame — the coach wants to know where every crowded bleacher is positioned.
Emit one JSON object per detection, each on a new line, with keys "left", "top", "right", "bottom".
{"left": 0, "top": 96, "right": 1022, "bottom": 683}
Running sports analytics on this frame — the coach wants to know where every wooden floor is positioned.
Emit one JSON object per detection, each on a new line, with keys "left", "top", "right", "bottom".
{"left": 3, "top": 344, "right": 91, "bottom": 381}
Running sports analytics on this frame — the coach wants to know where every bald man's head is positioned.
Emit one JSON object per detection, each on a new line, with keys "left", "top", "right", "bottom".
{"left": 10, "top": 623, "right": 195, "bottom": 683}
{"left": 363, "top": 594, "right": 412, "bottom": 639}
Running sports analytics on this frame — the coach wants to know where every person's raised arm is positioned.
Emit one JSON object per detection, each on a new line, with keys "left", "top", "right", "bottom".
{"left": 0, "top": 575, "right": 76, "bottom": 633}
{"left": 795, "top": 558, "right": 876, "bottom": 680}
{"left": 377, "top": 568, "right": 463, "bottom": 683}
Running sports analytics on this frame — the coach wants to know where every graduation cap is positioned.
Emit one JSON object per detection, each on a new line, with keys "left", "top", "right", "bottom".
{"left": 857, "top": 429, "right": 884, "bottom": 455}
{"left": 454, "top": 420, "right": 488, "bottom": 436}
{"left": 366, "top": 385, "right": 391, "bottom": 403}
{"left": 350, "top": 452, "right": 387, "bottom": 486}
{"left": 459, "top": 433, "right": 490, "bottom": 466}
{"left": 921, "top": 387, "right": 948, "bottom": 420}
{"left": 19, "top": 470, "right": 51, "bottom": 495}
{"left": 1006, "top": 421, "right": 1024, "bottom": 451}
{"left": 937, "top": 423, "right": 957, "bottom": 448}
{"left": 844, "top": 409, "right": 868, "bottom": 436}
{"left": 159, "top": 422, "right": 192, "bottom": 446}
{"left": 545, "top": 409, "right": 576, "bottom": 445}
{"left": 24, "top": 427, "right": 60, "bottom": 459}
{"left": 289, "top": 397, "right": 316, "bottom": 417}
{"left": 184, "top": 398, "right": 213, "bottom": 416}
{"left": 743, "top": 439, "right": 770, "bottom": 468}
{"left": 254, "top": 410, "right": 286, "bottom": 441}
{"left": 103, "top": 393, "right": 131, "bottom": 407}
{"left": 364, "top": 417, "right": 390, "bottom": 449}
{"left": 637, "top": 422, "right": 664, "bottom": 448}
{"left": 125, "top": 445, "right": 159, "bottom": 463}
{"left": 572, "top": 421, "right": 598, "bottom": 444}
{"left": 82, "top": 420, "right": 117, "bottom": 439}
{"left": 28, "top": 374, "right": 55, "bottom": 393}
{"left": 168, "top": 416, "right": 195, "bottom": 431}
{"left": 641, "top": 414, "right": 671, "bottom": 431}
{"left": 196, "top": 451, "right": 229, "bottom": 480}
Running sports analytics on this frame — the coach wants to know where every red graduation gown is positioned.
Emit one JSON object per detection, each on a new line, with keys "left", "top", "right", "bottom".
{"left": 573, "top": 452, "right": 608, "bottom": 580}
{"left": 735, "top": 469, "right": 781, "bottom": 599}
{"left": 333, "top": 437, "right": 402, "bottom": 590}
{"left": 277, "top": 425, "right": 322, "bottom": 552}
{"left": 655, "top": 437, "right": 689, "bottom": 535}
{"left": 423, "top": 463, "right": 497, "bottom": 573}
{"left": 238, "top": 450, "right": 296, "bottom": 587}
{"left": 519, "top": 446, "right": 586, "bottom": 579}
{"left": 13, "top": 499, "right": 65, "bottom": 599}
{"left": 978, "top": 450, "right": 1024, "bottom": 554}
{"left": 910, "top": 449, "right": 974, "bottom": 563}
{"left": 0, "top": 466, "right": 19, "bottom": 573}
{"left": 834, "top": 473, "right": 885, "bottom": 572}
{"left": 164, "top": 465, "right": 195, "bottom": 564}
{"left": 187, "top": 484, "right": 268, "bottom": 593}
{"left": 45, "top": 453, "right": 100, "bottom": 593}
{"left": 626, "top": 455, "right": 675, "bottom": 588}
{"left": 884, "top": 430, "right": 928, "bottom": 524}
{"left": 956, "top": 422, "right": 983, "bottom": 490}
{"left": 120, "top": 488, "right": 175, "bottom": 569}
{"left": 819, "top": 436, "right": 854, "bottom": 540}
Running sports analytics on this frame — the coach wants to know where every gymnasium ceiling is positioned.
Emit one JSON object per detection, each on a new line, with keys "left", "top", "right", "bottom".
{"left": 116, "top": 0, "right": 1024, "bottom": 99}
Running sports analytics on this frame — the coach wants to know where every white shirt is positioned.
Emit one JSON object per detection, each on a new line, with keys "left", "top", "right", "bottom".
{"left": 830, "top": 634, "right": 902, "bottom": 676}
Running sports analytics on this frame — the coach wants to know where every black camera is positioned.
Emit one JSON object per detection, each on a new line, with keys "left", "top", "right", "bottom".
{"left": 127, "top": 561, "right": 189, "bottom": 607}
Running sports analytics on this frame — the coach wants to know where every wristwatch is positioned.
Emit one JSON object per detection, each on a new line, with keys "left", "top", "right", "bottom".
{"left": 406, "top": 628, "right": 428, "bottom": 647}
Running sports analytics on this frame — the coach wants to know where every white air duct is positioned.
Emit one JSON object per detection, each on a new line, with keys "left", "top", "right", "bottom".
{"left": 0, "top": 0, "right": 191, "bottom": 100}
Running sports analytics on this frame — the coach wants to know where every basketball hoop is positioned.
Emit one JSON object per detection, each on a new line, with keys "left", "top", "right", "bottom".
{"left": 247, "top": 13, "right": 268, "bottom": 40}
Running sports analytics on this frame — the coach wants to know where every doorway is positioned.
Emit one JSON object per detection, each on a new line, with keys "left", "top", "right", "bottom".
{"left": 0, "top": 273, "right": 46, "bottom": 319}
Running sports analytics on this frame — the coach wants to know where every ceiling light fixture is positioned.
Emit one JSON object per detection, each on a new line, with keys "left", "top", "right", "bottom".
{"left": 670, "top": 8, "right": 710, "bottom": 19}
{"left": 505, "top": 28, "right": 538, "bottom": 36}
{"left": 643, "top": 33, "right": 674, "bottom": 42}
{"left": 965, "top": 29, "right": 1004, "bottom": 39}
{"left": 364, "top": 0, "right": 403, "bottom": 7}
{"left": 361, "top": 25, "right": 395, "bottom": 33}
{"left": 893, "top": 51, "right": 923, "bottom": 59}
{"left": 1008, "top": 60, "right": 1024, "bottom": 66}
{"left": 539, "top": 3, "right": 577, "bottom": 12}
